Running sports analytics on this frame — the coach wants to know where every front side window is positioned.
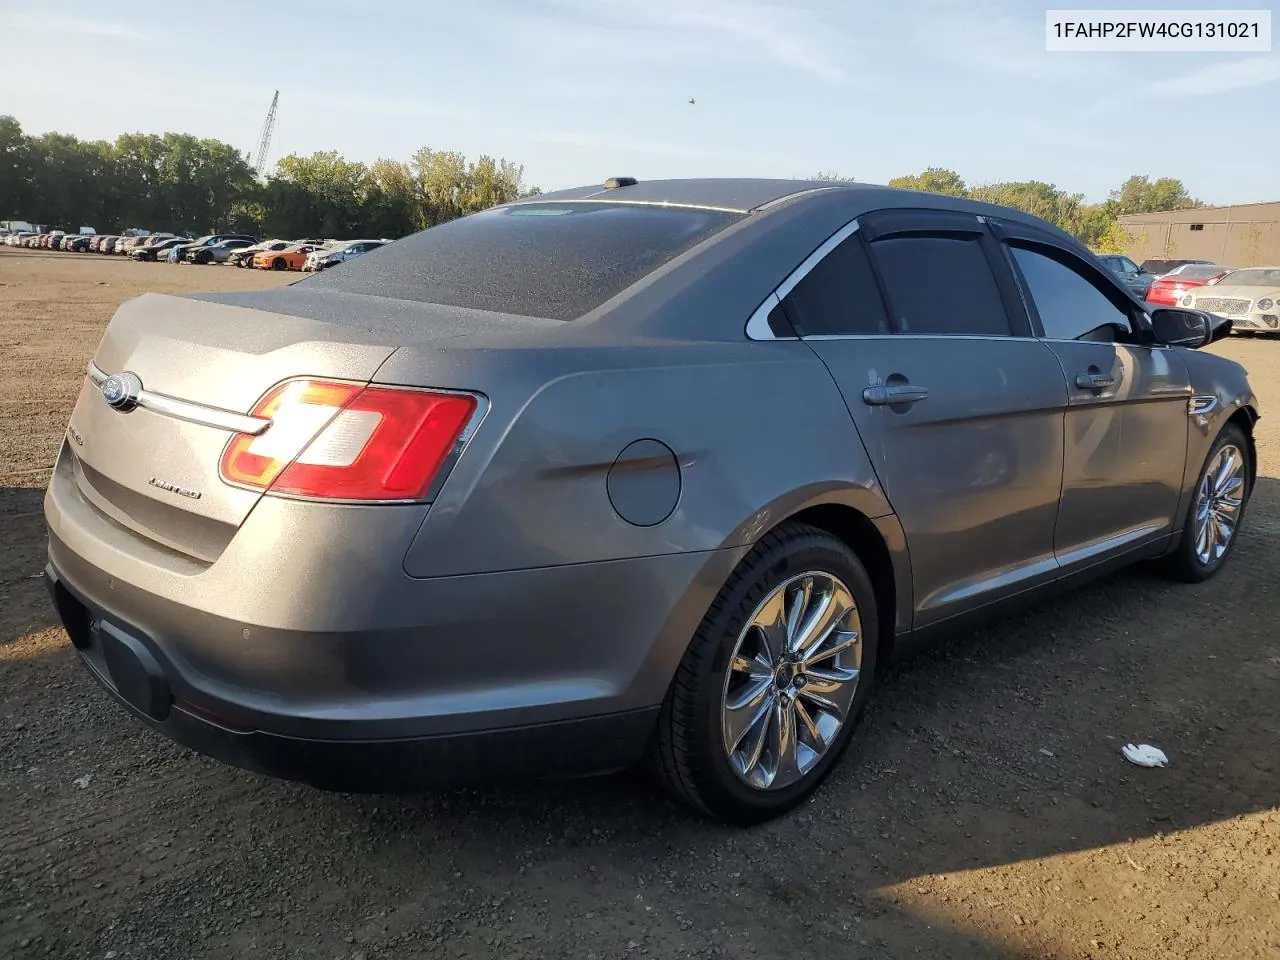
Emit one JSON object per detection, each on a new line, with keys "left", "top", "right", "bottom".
{"left": 869, "top": 234, "right": 1012, "bottom": 336}
{"left": 1010, "top": 245, "right": 1134, "bottom": 342}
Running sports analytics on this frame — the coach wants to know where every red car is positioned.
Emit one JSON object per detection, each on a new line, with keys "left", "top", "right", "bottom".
{"left": 1146, "top": 263, "right": 1231, "bottom": 306}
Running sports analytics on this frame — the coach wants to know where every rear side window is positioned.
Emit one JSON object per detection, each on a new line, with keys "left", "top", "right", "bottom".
{"left": 304, "top": 202, "right": 744, "bottom": 320}
{"left": 869, "top": 235, "right": 1012, "bottom": 336}
{"left": 782, "top": 235, "right": 890, "bottom": 335}
{"left": 1009, "top": 246, "right": 1134, "bottom": 341}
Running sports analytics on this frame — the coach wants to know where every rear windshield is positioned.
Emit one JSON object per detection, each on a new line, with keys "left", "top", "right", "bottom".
{"left": 302, "top": 201, "right": 744, "bottom": 320}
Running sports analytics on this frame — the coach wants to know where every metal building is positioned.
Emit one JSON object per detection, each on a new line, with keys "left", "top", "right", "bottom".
{"left": 1119, "top": 201, "right": 1280, "bottom": 267}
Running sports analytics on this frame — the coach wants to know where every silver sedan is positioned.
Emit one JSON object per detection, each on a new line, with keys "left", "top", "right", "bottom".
{"left": 44, "top": 178, "right": 1258, "bottom": 823}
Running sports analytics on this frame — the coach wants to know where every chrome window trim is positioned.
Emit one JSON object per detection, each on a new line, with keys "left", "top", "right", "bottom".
{"left": 803, "top": 333, "right": 1022, "bottom": 342}
{"left": 88, "top": 362, "right": 271, "bottom": 436}
{"left": 1037, "top": 337, "right": 1171, "bottom": 349}
{"left": 776, "top": 219, "right": 862, "bottom": 303}
{"left": 745, "top": 292, "right": 787, "bottom": 341}
{"left": 745, "top": 218, "right": 860, "bottom": 341}
{"left": 751, "top": 186, "right": 841, "bottom": 212}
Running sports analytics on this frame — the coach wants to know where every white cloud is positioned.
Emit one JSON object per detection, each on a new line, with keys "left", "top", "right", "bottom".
{"left": 900, "top": 0, "right": 1121, "bottom": 85}
{"left": 644, "top": 4, "right": 851, "bottom": 86}
{"left": 534, "top": 130, "right": 795, "bottom": 165}
{"left": 0, "top": 12, "right": 154, "bottom": 41}
{"left": 1144, "top": 56, "right": 1280, "bottom": 97}
{"left": 519, "top": 0, "right": 855, "bottom": 86}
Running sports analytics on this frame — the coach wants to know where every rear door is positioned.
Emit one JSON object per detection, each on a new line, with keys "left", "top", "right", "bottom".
{"left": 787, "top": 210, "right": 1070, "bottom": 627}
{"left": 992, "top": 223, "right": 1193, "bottom": 571}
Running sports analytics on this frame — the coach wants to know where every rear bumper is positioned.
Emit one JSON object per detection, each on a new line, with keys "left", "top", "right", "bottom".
{"left": 45, "top": 560, "right": 664, "bottom": 790}
{"left": 43, "top": 452, "right": 741, "bottom": 787}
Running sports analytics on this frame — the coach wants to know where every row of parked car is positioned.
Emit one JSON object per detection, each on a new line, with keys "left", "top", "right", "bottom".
{"left": 1096, "top": 255, "right": 1280, "bottom": 335}
{"left": 4, "top": 229, "right": 392, "bottom": 272}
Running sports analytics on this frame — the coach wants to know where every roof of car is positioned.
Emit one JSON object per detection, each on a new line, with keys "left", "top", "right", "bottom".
{"left": 513, "top": 177, "right": 1082, "bottom": 244}
{"left": 521, "top": 178, "right": 867, "bottom": 213}
{"left": 206, "top": 177, "right": 1096, "bottom": 341}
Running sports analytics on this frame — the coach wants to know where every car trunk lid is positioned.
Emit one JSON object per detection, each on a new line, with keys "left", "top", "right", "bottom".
{"left": 66, "top": 292, "right": 398, "bottom": 563}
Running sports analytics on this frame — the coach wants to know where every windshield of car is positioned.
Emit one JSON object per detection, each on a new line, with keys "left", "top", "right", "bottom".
{"left": 304, "top": 201, "right": 745, "bottom": 320}
{"left": 1218, "top": 268, "right": 1280, "bottom": 286}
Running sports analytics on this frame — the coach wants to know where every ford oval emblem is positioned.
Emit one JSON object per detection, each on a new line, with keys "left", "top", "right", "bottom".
{"left": 100, "top": 371, "right": 143, "bottom": 412}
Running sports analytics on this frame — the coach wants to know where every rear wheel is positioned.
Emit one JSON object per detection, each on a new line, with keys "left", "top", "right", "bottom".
{"left": 649, "top": 522, "right": 878, "bottom": 823}
{"left": 1161, "top": 423, "right": 1250, "bottom": 583}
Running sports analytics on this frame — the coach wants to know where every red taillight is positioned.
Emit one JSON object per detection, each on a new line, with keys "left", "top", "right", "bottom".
{"left": 219, "top": 379, "right": 479, "bottom": 502}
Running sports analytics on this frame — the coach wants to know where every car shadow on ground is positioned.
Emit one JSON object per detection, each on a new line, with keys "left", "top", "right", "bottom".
{"left": 3, "top": 480, "right": 1277, "bottom": 958}
{"left": 0, "top": 486, "right": 58, "bottom": 646}
{"left": 292, "top": 475, "right": 1279, "bottom": 957}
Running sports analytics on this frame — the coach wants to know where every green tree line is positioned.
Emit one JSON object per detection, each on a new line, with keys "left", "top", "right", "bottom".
{"left": 0, "top": 115, "right": 534, "bottom": 239}
{"left": 2, "top": 114, "right": 1203, "bottom": 249}
{"left": 819, "top": 167, "right": 1203, "bottom": 252}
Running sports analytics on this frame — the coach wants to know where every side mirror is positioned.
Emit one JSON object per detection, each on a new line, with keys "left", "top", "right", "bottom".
{"left": 1149, "top": 308, "right": 1219, "bottom": 348}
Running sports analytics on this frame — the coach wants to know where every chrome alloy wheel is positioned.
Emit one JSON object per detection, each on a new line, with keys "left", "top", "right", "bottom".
{"left": 720, "top": 571, "right": 862, "bottom": 791}
{"left": 1194, "top": 443, "right": 1246, "bottom": 565}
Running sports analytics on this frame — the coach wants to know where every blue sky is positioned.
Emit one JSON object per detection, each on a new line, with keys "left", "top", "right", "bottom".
{"left": 2, "top": 1, "right": 1277, "bottom": 203}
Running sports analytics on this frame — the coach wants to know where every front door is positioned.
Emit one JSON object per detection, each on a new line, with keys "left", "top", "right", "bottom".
{"left": 779, "top": 210, "right": 1070, "bottom": 628}
{"left": 1000, "top": 238, "right": 1192, "bottom": 571}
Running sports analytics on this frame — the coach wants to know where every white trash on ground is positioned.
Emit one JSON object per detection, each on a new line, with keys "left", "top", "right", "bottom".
{"left": 1122, "top": 744, "right": 1168, "bottom": 768}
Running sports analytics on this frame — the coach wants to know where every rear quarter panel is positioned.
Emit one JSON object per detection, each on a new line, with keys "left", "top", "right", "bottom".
{"left": 387, "top": 340, "right": 893, "bottom": 578}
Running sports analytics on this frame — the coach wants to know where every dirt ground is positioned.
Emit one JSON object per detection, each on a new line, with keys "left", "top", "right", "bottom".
{"left": 1, "top": 247, "right": 1277, "bottom": 960}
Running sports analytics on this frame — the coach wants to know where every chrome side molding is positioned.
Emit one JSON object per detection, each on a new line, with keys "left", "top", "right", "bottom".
{"left": 1188, "top": 395, "right": 1219, "bottom": 421}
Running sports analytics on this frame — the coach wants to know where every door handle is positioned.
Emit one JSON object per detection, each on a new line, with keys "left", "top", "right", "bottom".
{"left": 1075, "top": 373, "right": 1115, "bottom": 390}
{"left": 862, "top": 384, "right": 929, "bottom": 406}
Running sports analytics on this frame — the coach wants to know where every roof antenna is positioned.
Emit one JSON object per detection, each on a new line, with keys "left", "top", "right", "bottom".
{"left": 604, "top": 177, "right": 638, "bottom": 189}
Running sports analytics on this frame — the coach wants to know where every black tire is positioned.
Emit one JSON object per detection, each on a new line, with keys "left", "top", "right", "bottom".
{"left": 195, "top": 252, "right": 211, "bottom": 265}
{"left": 648, "top": 522, "right": 879, "bottom": 824}
{"left": 271, "top": 258, "right": 286, "bottom": 271}
{"left": 1161, "top": 422, "right": 1251, "bottom": 583}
